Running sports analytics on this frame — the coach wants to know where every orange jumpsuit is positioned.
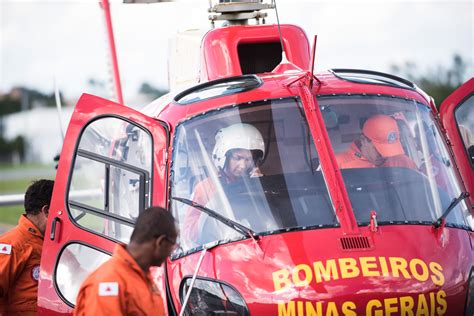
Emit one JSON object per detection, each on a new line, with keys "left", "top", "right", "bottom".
{"left": 73, "top": 244, "right": 164, "bottom": 316}
{"left": 0, "top": 215, "right": 44, "bottom": 316}
{"left": 182, "top": 177, "right": 217, "bottom": 245}
{"left": 335, "top": 142, "right": 375, "bottom": 169}
{"left": 381, "top": 154, "right": 417, "bottom": 169}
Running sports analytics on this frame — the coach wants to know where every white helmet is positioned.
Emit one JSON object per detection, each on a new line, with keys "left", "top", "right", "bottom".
{"left": 212, "top": 123, "right": 265, "bottom": 170}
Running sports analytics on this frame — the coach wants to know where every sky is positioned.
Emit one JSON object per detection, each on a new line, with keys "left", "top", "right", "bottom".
{"left": 0, "top": 0, "right": 473, "bottom": 105}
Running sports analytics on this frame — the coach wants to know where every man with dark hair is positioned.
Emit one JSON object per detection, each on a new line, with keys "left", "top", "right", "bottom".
{"left": 74, "top": 206, "right": 178, "bottom": 316}
{"left": 0, "top": 179, "right": 54, "bottom": 315}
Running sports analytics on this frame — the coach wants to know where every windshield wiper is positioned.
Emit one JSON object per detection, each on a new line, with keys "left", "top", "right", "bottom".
{"left": 172, "top": 197, "right": 257, "bottom": 238}
{"left": 433, "top": 192, "right": 470, "bottom": 228}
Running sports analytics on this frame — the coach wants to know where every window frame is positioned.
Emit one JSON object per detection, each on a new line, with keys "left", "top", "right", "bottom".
{"left": 66, "top": 115, "right": 153, "bottom": 243}
{"left": 168, "top": 96, "right": 342, "bottom": 259}
{"left": 316, "top": 93, "right": 472, "bottom": 231}
{"left": 454, "top": 92, "right": 474, "bottom": 171}
{"left": 53, "top": 240, "right": 111, "bottom": 307}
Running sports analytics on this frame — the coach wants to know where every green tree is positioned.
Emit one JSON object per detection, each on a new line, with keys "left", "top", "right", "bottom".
{"left": 139, "top": 82, "right": 168, "bottom": 99}
{"left": 0, "top": 96, "right": 21, "bottom": 116}
{"left": 390, "top": 54, "right": 469, "bottom": 108}
{"left": 0, "top": 135, "right": 25, "bottom": 163}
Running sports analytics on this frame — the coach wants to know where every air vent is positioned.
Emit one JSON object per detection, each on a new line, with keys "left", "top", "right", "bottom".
{"left": 340, "top": 236, "right": 372, "bottom": 251}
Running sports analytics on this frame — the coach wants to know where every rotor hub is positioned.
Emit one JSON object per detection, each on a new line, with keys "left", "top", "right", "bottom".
{"left": 209, "top": 0, "right": 274, "bottom": 25}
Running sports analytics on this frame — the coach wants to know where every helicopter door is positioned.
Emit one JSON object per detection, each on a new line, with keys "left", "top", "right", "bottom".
{"left": 439, "top": 78, "right": 474, "bottom": 207}
{"left": 38, "top": 94, "right": 169, "bottom": 315}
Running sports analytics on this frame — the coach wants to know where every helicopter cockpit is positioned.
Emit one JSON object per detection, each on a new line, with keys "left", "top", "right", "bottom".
{"left": 171, "top": 96, "right": 335, "bottom": 254}
{"left": 170, "top": 86, "right": 474, "bottom": 258}
{"left": 319, "top": 94, "right": 473, "bottom": 228}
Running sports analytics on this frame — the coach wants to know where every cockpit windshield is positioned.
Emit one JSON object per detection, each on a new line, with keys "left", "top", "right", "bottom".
{"left": 170, "top": 95, "right": 474, "bottom": 257}
{"left": 319, "top": 95, "right": 473, "bottom": 228}
{"left": 171, "top": 98, "right": 336, "bottom": 255}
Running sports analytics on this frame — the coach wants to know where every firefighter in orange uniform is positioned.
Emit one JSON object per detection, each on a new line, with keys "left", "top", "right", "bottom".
{"left": 335, "top": 141, "right": 375, "bottom": 169}
{"left": 335, "top": 114, "right": 417, "bottom": 170}
{"left": 73, "top": 207, "right": 178, "bottom": 316}
{"left": 0, "top": 179, "right": 54, "bottom": 316}
{"left": 359, "top": 114, "right": 417, "bottom": 169}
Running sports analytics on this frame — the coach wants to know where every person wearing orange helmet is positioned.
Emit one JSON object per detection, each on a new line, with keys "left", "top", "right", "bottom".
{"left": 335, "top": 141, "right": 375, "bottom": 169}
{"left": 359, "top": 114, "right": 417, "bottom": 169}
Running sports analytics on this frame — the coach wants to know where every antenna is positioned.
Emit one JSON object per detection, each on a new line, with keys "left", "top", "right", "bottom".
{"left": 309, "top": 35, "right": 322, "bottom": 87}
{"left": 271, "top": 0, "right": 302, "bottom": 74}
{"left": 54, "top": 77, "right": 65, "bottom": 141}
{"left": 309, "top": 35, "right": 317, "bottom": 87}
{"left": 274, "top": 0, "right": 284, "bottom": 53}
{"left": 273, "top": 0, "right": 288, "bottom": 62}
{"left": 100, "top": 0, "right": 124, "bottom": 104}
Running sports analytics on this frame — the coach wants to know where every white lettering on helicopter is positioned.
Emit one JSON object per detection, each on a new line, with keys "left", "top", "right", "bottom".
{"left": 272, "top": 257, "right": 448, "bottom": 315}
{"left": 272, "top": 257, "right": 444, "bottom": 291}
{"left": 277, "top": 290, "right": 447, "bottom": 316}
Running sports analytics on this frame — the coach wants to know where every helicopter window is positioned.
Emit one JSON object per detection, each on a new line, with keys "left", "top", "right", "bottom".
{"left": 330, "top": 69, "right": 416, "bottom": 90}
{"left": 170, "top": 97, "right": 336, "bottom": 256}
{"left": 174, "top": 75, "right": 262, "bottom": 105}
{"left": 454, "top": 94, "right": 474, "bottom": 169}
{"left": 55, "top": 242, "right": 110, "bottom": 307}
{"left": 238, "top": 42, "right": 282, "bottom": 75}
{"left": 180, "top": 277, "right": 249, "bottom": 316}
{"left": 67, "top": 117, "right": 152, "bottom": 243}
{"left": 318, "top": 95, "right": 473, "bottom": 229}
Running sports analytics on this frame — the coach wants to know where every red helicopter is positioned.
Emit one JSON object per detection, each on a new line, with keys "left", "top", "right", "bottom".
{"left": 37, "top": 0, "right": 474, "bottom": 315}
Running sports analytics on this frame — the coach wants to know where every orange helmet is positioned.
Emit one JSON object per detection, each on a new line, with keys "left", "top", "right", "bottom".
{"left": 362, "top": 114, "right": 404, "bottom": 157}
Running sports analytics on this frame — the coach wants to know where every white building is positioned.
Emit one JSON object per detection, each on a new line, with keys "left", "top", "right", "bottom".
{"left": 3, "top": 107, "right": 73, "bottom": 164}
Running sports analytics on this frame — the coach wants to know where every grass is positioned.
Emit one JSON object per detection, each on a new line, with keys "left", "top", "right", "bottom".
{"left": 0, "top": 205, "right": 23, "bottom": 226}
{"left": 0, "top": 178, "right": 37, "bottom": 194}
{"left": 0, "top": 163, "right": 55, "bottom": 226}
{"left": 0, "top": 162, "right": 54, "bottom": 171}
{"left": 0, "top": 179, "right": 28, "bottom": 226}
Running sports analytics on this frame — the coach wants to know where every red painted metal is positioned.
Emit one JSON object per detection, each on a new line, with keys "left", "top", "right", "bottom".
{"left": 36, "top": 12, "right": 474, "bottom": 314}
{"left": 38, "top": 71, "right": 474, "bottom": 315}
{"left": 167, "top": 226, "right": 470, "bottom": 315}
{"left": 199, "top": 24, "right": 310, "bottom": 81}
{"left": 298, "top": 76, "right": 359, "bottom": 235}
{"left": 147, "top": 72, "right": 431, "bottom": 128}
{"left": 439, "top": 78, "right": 474, "bottom": 206}
{"left": 99, "top": 0, "right": 124, "bottom": 104}
{"left": 38, "top": 94, "right": 169, "bottom": 314}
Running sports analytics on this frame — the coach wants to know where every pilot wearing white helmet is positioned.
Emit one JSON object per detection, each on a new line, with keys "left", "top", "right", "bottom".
{"left": 212, "top": 123, "right": 265, "bottom": 182}
{"left": 182, "top": 123, "right": 265, "bottom": 245}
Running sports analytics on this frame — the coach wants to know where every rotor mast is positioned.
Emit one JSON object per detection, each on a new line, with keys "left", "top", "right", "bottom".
{"left": 208, "top": 0, "right": 274, "bottom": 26}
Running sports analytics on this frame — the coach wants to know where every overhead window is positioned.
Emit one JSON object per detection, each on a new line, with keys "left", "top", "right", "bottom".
{"left": 55, "top": 243, "right": 110, "bottom": 306}
{"left": 67, "top": 117, "right": 152, "bottom": 242}
{"left": 454, "top": 94, "right": 474, "bottom": 169}
{"left": 174, "top": 75, "right": 262, "bottom": 105}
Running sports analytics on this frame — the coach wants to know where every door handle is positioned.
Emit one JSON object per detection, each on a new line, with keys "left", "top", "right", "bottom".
{"left": 50, "top": 217, "right": 61, "bottom": 241}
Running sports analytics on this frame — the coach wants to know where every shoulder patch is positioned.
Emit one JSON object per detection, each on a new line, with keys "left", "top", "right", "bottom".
{"left": 31, "top": 265, "right": 40, "bottom": 281}
{"left": 0, "top": 244, "right": 12, "bottom": 255}
{"left": 99, "top": 282, "right": 119, "bottom": 296}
